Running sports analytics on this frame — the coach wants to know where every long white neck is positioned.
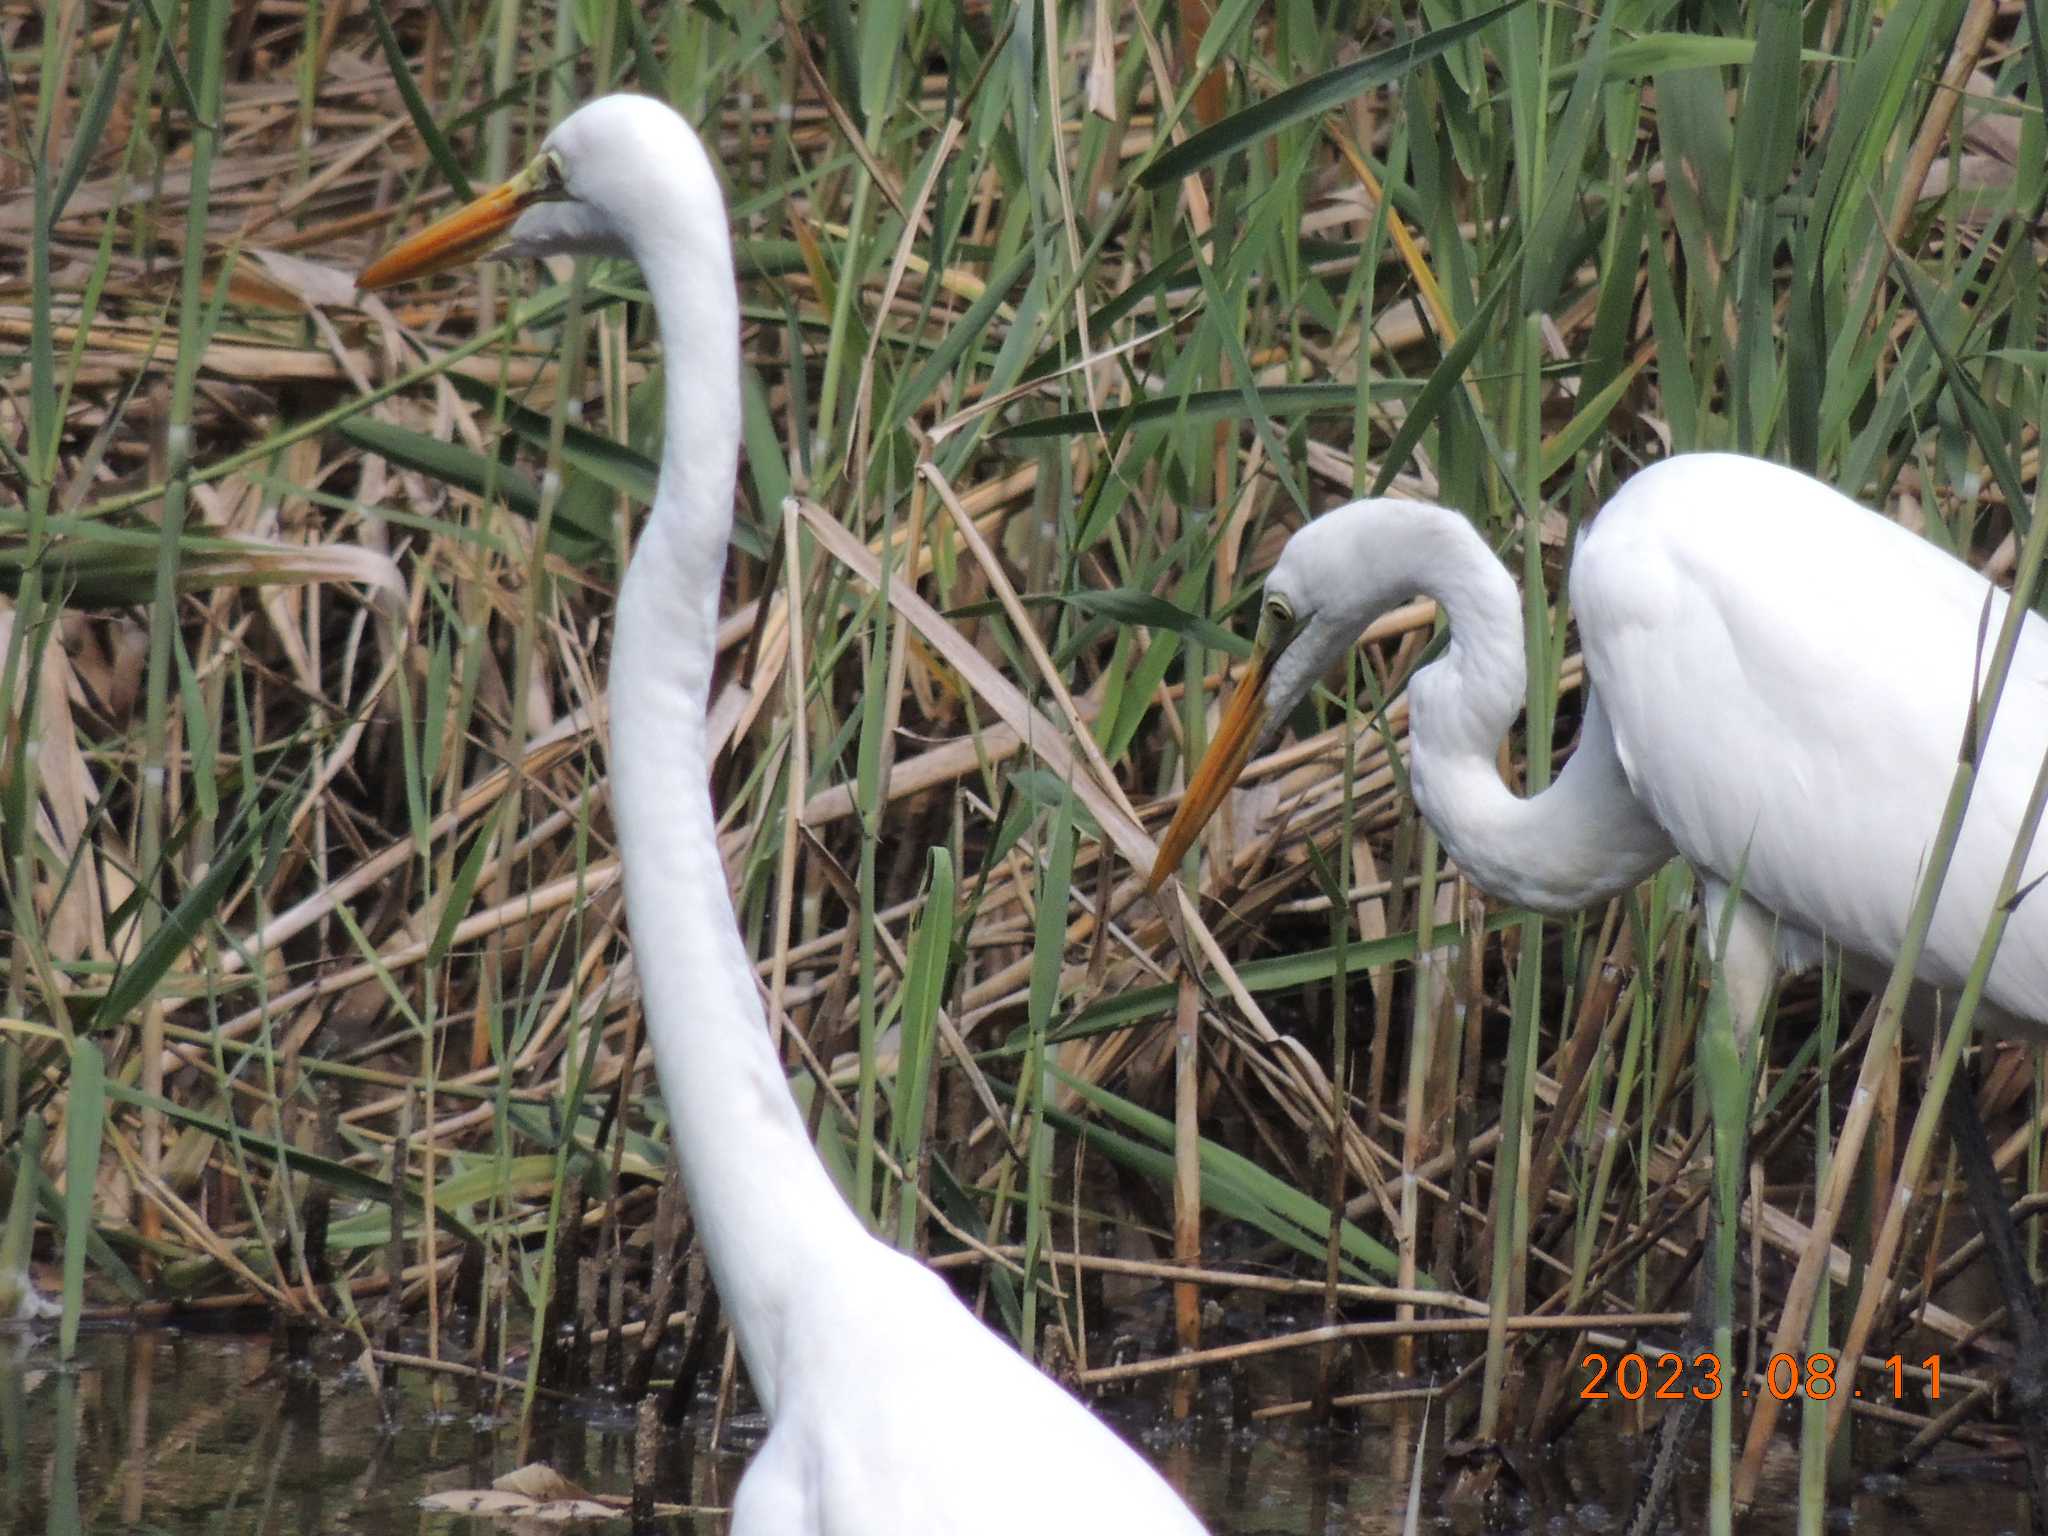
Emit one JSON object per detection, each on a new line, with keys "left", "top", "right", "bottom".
{"left": 1371, "top": 504, "right": 1672, "bottom": 912}
{"left": 605, "top": 205, "right": 868, "bottom": 1412}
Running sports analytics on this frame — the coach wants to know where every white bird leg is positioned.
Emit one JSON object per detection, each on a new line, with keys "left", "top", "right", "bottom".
{"left": 1701, "top": 886, "right": 1775, "bottom": 1536}
{"left": 1626, "top": 881, "right": 1773, "bottom": 1536}
{"left": 1634, "top": 896, "right": 2048, "bottom": 1535}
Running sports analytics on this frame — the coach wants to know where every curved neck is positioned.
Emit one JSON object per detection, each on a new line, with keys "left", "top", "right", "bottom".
{"left": 606, "top": 225, "right": 866, "bottom": 1411}
{"left": 1393, "top": 506, "right": 1669, "bottom": 912}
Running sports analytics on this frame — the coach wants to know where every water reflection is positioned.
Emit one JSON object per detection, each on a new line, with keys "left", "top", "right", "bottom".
{"left": 0, "top": 1329, "right": 2029, "bottom": 1534}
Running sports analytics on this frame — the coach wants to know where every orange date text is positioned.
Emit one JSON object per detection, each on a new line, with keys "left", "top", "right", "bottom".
{"left": 1578, "top": 1351, "right": 1942, "bottom": 1402}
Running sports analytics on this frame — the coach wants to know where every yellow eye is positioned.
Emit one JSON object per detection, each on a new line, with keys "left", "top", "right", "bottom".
{"left": 1264, "top": 595, "right": 1294, "bottom": 628}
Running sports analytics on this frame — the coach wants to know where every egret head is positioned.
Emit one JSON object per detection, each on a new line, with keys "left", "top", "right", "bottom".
{"left": 1147, "top": 504, "right": 1409, "bottom": 890}
{"left": 359, "top": 95, "right": 717, "bottom": 290}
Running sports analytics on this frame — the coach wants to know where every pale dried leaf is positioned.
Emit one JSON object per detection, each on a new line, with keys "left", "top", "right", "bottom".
{"left": 417, "top": 1489, "right": 619, "bottom": 1520}
{"left": 250, "top": 248, "right": 370, "bottom": 312}
{"left": 495, "top": 1463, "right": 594, "bottom": 1500}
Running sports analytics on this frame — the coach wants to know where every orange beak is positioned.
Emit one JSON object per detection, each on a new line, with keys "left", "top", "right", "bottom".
{"left": 358, "top": 165, "right": 543, "bottom": 291}
{"left": 1147, "top": 639, "right": 1277, "bottom": 891}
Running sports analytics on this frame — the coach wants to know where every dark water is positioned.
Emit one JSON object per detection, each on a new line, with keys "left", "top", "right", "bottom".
{"left": 0, "top": 1328, "right": 2028, "bottom": 1534}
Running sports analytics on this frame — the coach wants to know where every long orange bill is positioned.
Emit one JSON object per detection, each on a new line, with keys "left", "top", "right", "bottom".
{"left": 358, "top": 165, "right": 541, "bottom": 291}
{"left": 1147, "top": 641, "right": 1276, "bottom": 891}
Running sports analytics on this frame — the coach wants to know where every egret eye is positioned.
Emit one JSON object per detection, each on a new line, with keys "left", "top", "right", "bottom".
{"left": 1264, "top": 595, "right": 1295, "bottom": 631}
{"left": 540, "top": 151, "right": 569, "bottom": 196}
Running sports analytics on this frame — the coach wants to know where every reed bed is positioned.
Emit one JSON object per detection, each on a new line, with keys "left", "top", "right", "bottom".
{"left": 5, "top": 0, "right": 2046, "bottom": 1525}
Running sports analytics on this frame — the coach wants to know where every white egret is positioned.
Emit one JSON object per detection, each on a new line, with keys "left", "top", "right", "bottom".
{"left": 1152, "top": 455, "right": 2048, "bottom": 983}
{"left": 361, "top": 95, "right": 1208, "bottom": 1536}
{"left": 1150, "top": 452, "right": 2048, "bottom": 1504}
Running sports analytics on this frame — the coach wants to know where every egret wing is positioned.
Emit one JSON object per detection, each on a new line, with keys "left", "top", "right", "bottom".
{"left": 1573, "top": 454, "right": 2048, "bottom": 1019}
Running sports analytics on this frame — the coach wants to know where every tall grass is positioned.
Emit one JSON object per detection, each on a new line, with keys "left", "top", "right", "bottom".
{"left": 5, "top": 0, "right": 2045, "bottom": 1523}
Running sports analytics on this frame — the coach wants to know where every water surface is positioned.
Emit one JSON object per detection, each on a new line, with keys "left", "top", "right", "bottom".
{"left": 0, "top": 1329, "right": 2026, "bottom": 1534}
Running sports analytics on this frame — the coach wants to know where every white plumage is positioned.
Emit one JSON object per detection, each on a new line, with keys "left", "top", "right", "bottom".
{"left": 1148, "top": 450, "right": 2048, "bottom": 1519}
{"left": 362, "top": 94, "right": 1207, "bottom": 1536}
{"left": 1159, "top": 453, "right": 2047, "bottom": 1042}
{"left": 1575, "top": 455, "right": 2048, "bottom": 1027}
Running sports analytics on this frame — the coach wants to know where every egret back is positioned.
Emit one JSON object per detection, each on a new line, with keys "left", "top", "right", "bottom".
{"left": 1572, "top": 453, "right": 2048, "bottom": 1025}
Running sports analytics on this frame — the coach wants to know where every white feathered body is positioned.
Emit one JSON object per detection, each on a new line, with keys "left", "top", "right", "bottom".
{"left": 1258, "top": 454, "right": 2046, "bottom": 1034}
{"left": 729, "top": 1245, "right": 1203, "bottom": 1533}
{"left": 497, "top": 95, "right": 1205, "bottom": 1536}
{"left": 1573, "top": 454, "right": 2048, "bottom": 1028}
